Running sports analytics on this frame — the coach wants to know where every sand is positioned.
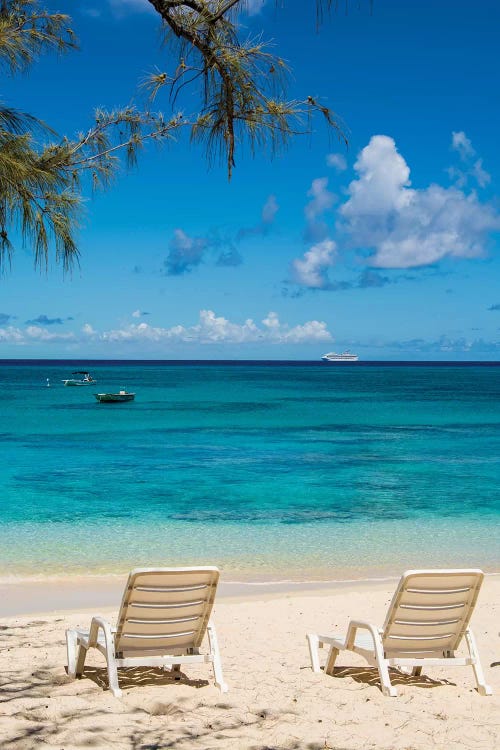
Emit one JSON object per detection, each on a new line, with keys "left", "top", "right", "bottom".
{"left": 1, "top": 574, "right": 499, "bottom": 750}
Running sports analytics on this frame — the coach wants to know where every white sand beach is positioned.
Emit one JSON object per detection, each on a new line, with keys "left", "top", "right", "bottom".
{"left": 1, "top": 574, "right": 499, "bottom": 750}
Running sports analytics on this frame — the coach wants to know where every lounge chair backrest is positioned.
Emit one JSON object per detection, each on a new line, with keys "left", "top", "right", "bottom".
{"left": 381, "top": 569, "right": 484, "bottom": 657}
{"left": 114, "top": 567, "right": 220, "bottom": 656}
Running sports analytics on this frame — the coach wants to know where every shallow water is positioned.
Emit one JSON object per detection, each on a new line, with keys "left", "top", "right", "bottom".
{"left": 1, "top": 361, "right": 499, "bottom": 578}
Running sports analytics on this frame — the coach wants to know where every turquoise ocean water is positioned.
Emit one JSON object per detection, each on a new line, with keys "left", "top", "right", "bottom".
{"left": 0, "top": 361, "right": 499, "bottom": 580}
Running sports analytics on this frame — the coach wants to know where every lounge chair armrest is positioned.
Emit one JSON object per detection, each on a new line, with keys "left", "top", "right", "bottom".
{"left": 89, "top": 616, "right": 115, "bottom": 649}
{"left": 346, "top": 619, "right": 382, "bottom": 650}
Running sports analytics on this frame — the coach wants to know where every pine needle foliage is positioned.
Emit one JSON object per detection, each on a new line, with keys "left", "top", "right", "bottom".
{"left": 0, "top": 1, "right": 185, "bottom": 272}
{"left": 0, "top": 0, "right": 360, "bottom": 271}
{"left": 145, "top": 0, "right": 347, "bottom": 178}
{"left": 0, "top": 0, "right": 78, "bottom": 271}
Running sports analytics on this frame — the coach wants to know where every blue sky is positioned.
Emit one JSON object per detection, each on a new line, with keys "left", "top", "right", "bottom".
{"left": 1, "top": 0, "right": 500, "bottom": 359}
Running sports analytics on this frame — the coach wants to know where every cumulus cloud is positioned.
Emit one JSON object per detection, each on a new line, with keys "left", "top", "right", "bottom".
{"left": 326, "top": 153, "right": 347, "bottom": 171}
{"left": 0, "top": 325, "right": 77, "bottom": 343}
{"left": 97, "top": 310, "right": 332, "bottom": 346}
{"left": 339, "top": 135, "right": 500, "bottom": 269}
{"left": 291, "top": 239, "right": 336, "bottom": 289}
{"left": 25, "top": 326, "right": 75, "bottom": 341}
{"left": 0, "top": 326, "right": 24, "bottom": 342}
{"left": 132, "top": 309, "right": 150, "bottom": 318}
{"left": 0, "top": 311, "right": 332, "bottom": 349}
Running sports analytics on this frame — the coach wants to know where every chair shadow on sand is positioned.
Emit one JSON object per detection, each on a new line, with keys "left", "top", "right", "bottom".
{"left": 77, "top": 666, "right": 209, "bottom": 693}
{"left": 325, "top": 665, "right": 456, "bottom": 693}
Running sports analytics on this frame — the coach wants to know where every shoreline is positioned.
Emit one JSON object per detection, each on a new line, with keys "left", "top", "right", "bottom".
{"left": 3, "top": 568, "right": 500, "bottom": 617}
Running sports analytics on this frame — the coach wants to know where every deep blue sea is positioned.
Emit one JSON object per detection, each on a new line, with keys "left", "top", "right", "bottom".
{"left": 1, "top": 361, "right": 499, "bottom": 579}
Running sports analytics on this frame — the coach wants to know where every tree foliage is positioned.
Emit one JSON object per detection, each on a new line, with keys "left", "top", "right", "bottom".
{"left": 0, "top": 0, "right": 352, "bottom": 272}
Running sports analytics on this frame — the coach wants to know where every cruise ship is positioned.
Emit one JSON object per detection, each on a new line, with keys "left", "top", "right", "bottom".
{"left": 321, "top": 351, "right": 359, "bottom": 362}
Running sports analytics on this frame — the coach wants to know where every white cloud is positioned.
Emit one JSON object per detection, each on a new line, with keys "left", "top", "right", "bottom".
{"left": 326, "top": 153, "right": 347, "bottom": 171}
{"left": 291, "top": 239, "right": 336, "bottom": 288}
{"left": 448, "top": 132, "right": 490, "bottom": 188}
{"left": 262, "top": 311, "right": 281, "bottom": 332}
{"left": 471, "top": 158, "right": 491, "bottom": 188}
{"left": 95, "top": 310, "right": 332, "bottom": 346}
{"left": 0, "top": 326, "right": 24, "bottom": 342}
{"left": 451, "top": 131, "right": 475, "bottom": 161}
{"left": 0, "top": 325, "right": 76, "bottom": 343}
{"left": 0, "top": 310, "right": 332, "bottom": 350}
{"left": 25, "top": 326, "right": 75, "bottom": 342}
{"left": 304, "top": 177, "right": 336, "bottom": 243}
{"left": 192, "top": 309, "right": 259, "bottom": 343}
{"left": 305, "top": 177, "right": 335, "bottom": 221}
{"left": 340, "top": 135, "right": 500, "bottom": 269}
{"left": 282, "top": 320, "right": 331, "bottom": 343}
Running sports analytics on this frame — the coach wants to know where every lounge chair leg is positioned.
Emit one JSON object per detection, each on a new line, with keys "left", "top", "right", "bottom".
{"left": 75, "top": 644, "right": 87, "bottom": 677}
{"left": 412, "top": 666, "right": 422, "bottom": 677}
{"left": 325, "top": 646, "right": 339, "bottom": 676}
{"left": 172, "top": 664, "right": 181, "bottom": 680}
{"left": 207, "top": 621, "right": 228, "bottom": 693}
{"left": 105, "top": 652, "right": 122, "bottom": 698}
{"left": 66, "top": 630, "right": 78, "bottom": 678}
{"left": 307, "top": 633, "right": 322, "bottom": 673}
{"left": 376, "top": 659, "right": 397, "bottom": 697}
{"left": 465, "top": 628, "right": 492, "bottom": 696}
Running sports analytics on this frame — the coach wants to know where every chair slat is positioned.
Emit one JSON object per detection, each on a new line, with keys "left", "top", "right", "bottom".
{"left": 115, "top": 567, "right": 219, "bottom": 655}
{"left": 382, "top": 569, "right": 484, "bottom": 655}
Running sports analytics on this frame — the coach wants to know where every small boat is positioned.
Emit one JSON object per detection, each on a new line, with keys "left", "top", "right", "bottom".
{"left": 63, "top": 371, "right": 96, "bottom": 386}
{"left": 321, "top": 351, "right": 359, "bottom": 362}
{"left": 94, "top": 390, "right": 135, "bottom": 403}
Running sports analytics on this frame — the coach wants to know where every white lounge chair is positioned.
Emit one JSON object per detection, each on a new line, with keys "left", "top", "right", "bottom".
{"left": 66, "top": 566, "right": 228, "bottom": 697}
{"left": 307, "top": 569, "right": 492, "bottom": 697}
